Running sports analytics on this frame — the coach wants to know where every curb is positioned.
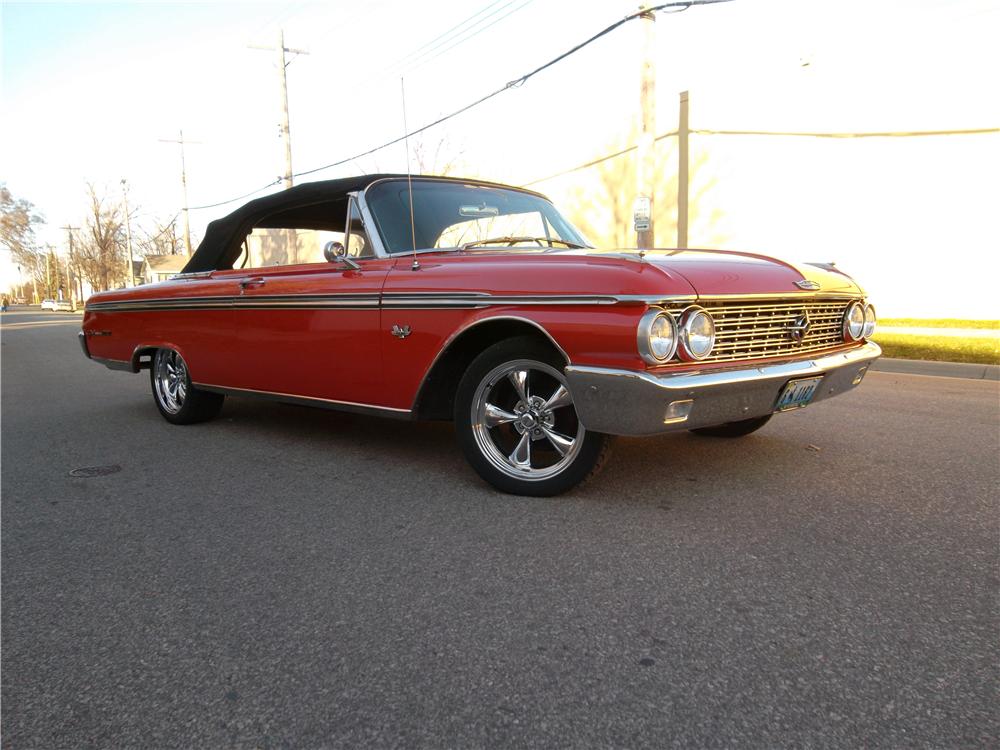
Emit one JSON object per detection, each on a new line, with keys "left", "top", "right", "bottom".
{"left": 872, "top": 357, "right": 999, "bottom": 381}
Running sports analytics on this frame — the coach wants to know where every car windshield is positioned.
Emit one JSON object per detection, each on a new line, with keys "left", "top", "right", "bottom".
{"left": 364, "top": 179, "right": 590, "bottom": 255}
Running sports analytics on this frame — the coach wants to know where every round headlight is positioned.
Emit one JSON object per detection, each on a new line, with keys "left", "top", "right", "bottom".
{"left": 844, "top": 301, "right": 865, "bottom": 341}
{"left": 862, "top": 303, "right": 877, "bottom": 339}
{"left": 679, "top": 307, "right": 716, "bottom": 360}
{"left": 637, "top": 309, "right": 678, "bottom": 364}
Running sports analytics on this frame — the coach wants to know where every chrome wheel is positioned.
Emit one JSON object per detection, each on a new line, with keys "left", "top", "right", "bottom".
{"left": 153, "top": 349, "right": 188, "bottom": 415}
{"left": 471, "top": 359, "right": 584, "bottom": 481}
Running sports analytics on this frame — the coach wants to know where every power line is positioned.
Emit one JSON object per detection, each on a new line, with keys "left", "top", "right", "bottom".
{"left": 398, "top": 0, "right": 536, "bottom": 75}
{"left": 522, "top": 131, "right": 679, "bottom": 187}
{"left": 379, "top": 0, "right": 510, "bottom": 75}
{"left": 187, "top": 0, "right": 733, "bottom": 212}
{"left": 692, "top": 127, "right": 1000, "bottom": 138}
{"left": 521, "top": 126, "right": 1000, "bottom": 187}
{"left": 188, "top": 180, "right": 282, "bottom": 211}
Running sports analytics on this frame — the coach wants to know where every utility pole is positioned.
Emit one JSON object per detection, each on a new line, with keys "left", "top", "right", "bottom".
{"left": 60, "top": 225, "right": 80, "bottom": 304}
{"left": 158, "top": 130, "right": 198, "bottom": 256}
{"left": 677, "top": 90, "right": 690, "bottom": 249}
{"left": 121, "top": 179, "right": 135, "bottom": 287}
{"left": 45, "top": 247, "right": 51, "bottom": 298}
{"left": 249, "top": 30, "right": 308, "bottom": 190}
{"left": 635, "top": 6, "right": 656, "bottom": 250}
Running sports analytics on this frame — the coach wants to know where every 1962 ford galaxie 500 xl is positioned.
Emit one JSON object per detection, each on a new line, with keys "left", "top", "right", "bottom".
{"left": 81, "top": 174, "right": 880, "bottom": 495}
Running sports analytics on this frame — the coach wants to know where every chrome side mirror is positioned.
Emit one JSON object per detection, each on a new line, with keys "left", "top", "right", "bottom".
{"left": 323, "top": 240, "right": 360, "bottom": 270}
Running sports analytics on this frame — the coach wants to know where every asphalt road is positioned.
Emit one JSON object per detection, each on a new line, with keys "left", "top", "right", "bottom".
{"left": 2, "top": 308, "right": 998, "bottom": 749}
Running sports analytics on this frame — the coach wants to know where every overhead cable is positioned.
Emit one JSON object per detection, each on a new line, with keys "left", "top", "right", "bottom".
{"left": 188, "top": 0, "right": 733, "bottom": 211}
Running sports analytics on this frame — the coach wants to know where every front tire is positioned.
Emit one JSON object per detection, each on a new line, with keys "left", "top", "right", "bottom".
{"left": 690, "top": 414, "right": 772, "bottom": 438}
{"left": 454, "top": 336, "right": 611, "bottom": 496}
{"left": 150, "top": 348, "right": 224, "bottom": 425}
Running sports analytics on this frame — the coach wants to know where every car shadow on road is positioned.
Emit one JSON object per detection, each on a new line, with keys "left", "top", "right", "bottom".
{"left": 163, "top": 395, "right": 813, "bottom": 508}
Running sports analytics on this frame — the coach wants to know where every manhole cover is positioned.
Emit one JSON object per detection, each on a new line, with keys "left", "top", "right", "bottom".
{"left": 68, "top": 465, "right": 122, "bottom": 478}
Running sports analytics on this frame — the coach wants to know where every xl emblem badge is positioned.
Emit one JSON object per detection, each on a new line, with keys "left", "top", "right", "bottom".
{"left": 795, "top": 279, "right": 821, "bottom": 290}
{"left": 788, "top": 311, "right": 811, "bottom": 342}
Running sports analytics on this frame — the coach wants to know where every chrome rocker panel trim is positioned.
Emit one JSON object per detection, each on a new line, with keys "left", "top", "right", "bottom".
{"left": 564, "top": 342, "right": 881, "bottom": 436}
{"left": 192, "top": 383, "right": 412, "bottom": 420}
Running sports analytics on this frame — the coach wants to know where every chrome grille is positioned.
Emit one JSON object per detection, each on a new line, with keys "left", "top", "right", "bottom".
{"left": 670, "top": 298, "right": 855, "bottom": 363}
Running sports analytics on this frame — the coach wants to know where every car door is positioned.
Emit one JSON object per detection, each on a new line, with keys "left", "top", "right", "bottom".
{"left": 217, "top": 197, "right": 393, "bottom": 408}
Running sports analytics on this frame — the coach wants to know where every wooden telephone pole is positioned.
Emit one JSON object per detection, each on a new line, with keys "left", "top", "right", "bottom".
{"left": 249, "top": 30, "right": 308, "bottom": 190}
{"left": 121, "top": 179, "right": 135, "bottom": 286}
{"left": 158, "top": 131, "right": 197, "bottom": 256}
{"left": 60, "top": 224, "right": 80, "bottom": 303}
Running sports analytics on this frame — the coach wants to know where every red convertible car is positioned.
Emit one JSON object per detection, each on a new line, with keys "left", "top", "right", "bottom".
{"left": 81, "top": 175, "right": 880, "bottom": 495}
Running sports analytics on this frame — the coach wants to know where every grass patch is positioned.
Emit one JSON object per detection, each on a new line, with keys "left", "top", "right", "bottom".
{"left": 872, "top": 332, "right": 999, "bottom": 365}
{"left": 879, "top": 318, "right": 998, "bottom": 330}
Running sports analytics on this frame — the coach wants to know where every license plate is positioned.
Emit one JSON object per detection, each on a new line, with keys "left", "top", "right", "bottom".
{"left": 775, "top": 376, "right": 823, "bottom": 412}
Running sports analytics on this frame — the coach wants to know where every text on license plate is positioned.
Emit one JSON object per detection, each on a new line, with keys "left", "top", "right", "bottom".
{"left": 775, "top": 376, "right": 823, "bottom": 412}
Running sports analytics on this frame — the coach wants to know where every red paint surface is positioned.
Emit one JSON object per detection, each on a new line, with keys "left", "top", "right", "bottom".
{"left": 82, "top": 249, "right": 862, "bottom": 411}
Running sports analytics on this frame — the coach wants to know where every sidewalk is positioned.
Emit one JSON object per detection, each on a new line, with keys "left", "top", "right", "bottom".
{"left": 872, "top": 357, "right": 999, "bottom": 381}
{"left": 878, "top": 325, "right": 999, "bottom": 339}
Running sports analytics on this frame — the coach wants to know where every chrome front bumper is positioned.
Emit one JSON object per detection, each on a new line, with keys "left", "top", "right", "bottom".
{"left": 564, "top": 342, "right": 881, "bottom": 436}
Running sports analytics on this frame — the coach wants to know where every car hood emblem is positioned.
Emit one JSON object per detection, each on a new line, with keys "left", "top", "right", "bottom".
{"left": 795, "top": 279, "right": 821, "bottom": 290}
{"left": 788, "top": 310, "right": 812, "bottom": 342}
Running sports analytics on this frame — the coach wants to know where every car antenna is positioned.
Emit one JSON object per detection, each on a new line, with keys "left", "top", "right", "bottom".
{"left": 401, "top": 77, "right": 420, "bottom": 271}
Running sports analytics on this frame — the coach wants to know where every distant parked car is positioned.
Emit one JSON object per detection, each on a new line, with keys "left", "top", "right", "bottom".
{"left": 41, "top": 299, "right": 57, "bottom": 310}
{"left": 13, "top": 297, "right": 27, "bottom": 305}
{"left": 53, "top": 299, "right": 77, "bottom": 312}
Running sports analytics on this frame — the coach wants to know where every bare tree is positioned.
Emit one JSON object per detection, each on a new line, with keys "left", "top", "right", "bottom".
{"left": 76, "top": 184, "right": 127, "bottom": 292}
{"left": 1, "top": 184, "right": 46, "bottom": 293}
{"left": 564, "top": 131, "right": 725, "bottom": 249}
{"left": 141, "top": 216, "right": 180, "bottom": 257}
{"left": 411, "top": 135, "right": 465, "bottom": 176}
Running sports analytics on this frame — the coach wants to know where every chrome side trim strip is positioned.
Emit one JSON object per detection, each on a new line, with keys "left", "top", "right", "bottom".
{"left": 192, "top": 382, "right": 412, "bottom": 420}
{"left": 86, "top": 292, "right": 672, "bottom": 313}
{"left": 381, "top": 293, "right": 624, "bottom": 309}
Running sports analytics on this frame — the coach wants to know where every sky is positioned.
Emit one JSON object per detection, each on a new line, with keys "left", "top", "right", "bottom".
{"left": 1, "top": 0, "right": 998, "bottom": 317}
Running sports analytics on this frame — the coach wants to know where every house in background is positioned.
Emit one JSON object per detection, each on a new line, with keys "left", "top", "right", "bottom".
{"left": 140, "top": 255, "right": 189, "bottom": 284}
{"left": 130, "top": 260, "right": 143, "bottom": 287}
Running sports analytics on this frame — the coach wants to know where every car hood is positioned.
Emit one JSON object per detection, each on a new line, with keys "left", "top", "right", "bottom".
{"left": 588, "top": 248, "right": 862, "bottom": 297}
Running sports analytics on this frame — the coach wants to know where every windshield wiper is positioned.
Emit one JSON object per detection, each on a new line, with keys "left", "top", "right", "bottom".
{"left": 460, "top": 236, "right": 587, "bottom": 251}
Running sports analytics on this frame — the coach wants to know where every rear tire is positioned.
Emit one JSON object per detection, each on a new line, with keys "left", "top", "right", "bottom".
{"left": 150, "top": 348, "right": 224, "bottom": 425}
{"left": 690, "top": 414, "right": 772, "bottom": 438}
{"left": 454, "top": 336, "right": 611, "bottom": 496}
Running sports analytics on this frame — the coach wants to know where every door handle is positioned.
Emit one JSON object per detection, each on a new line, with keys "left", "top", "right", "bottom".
{"left": 239, "top": 277, "right": 265, "bottom": 293}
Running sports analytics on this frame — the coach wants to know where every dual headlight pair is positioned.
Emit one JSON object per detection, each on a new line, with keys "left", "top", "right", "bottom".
{"left": 844, "top": 301, "right": 877, "bottom": 341}
{"left": 638, "top": 300, "right": 878, "bottom": 365}
{"left": 638, "top": 307, "right": 715, "bottom": 365}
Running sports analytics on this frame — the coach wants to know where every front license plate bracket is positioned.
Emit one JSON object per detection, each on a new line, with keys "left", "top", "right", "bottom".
{"left": 775, "top": 375, "right": 823, "bottom": 412}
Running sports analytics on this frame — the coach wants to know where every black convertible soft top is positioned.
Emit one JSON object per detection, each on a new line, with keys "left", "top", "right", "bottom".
{"left": 182, "top": 174, "right": 408, "bottom": 273}
{"left": 182, "top": 174, "right": 551, "bottom": 272}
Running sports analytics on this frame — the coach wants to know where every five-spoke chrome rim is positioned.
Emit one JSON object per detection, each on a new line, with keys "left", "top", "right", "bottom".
{"left": 153, "top": 349, "right": 188, "bottom": 414}
{"left": 471, "top": 359, "right": 584, "bottom": 481}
